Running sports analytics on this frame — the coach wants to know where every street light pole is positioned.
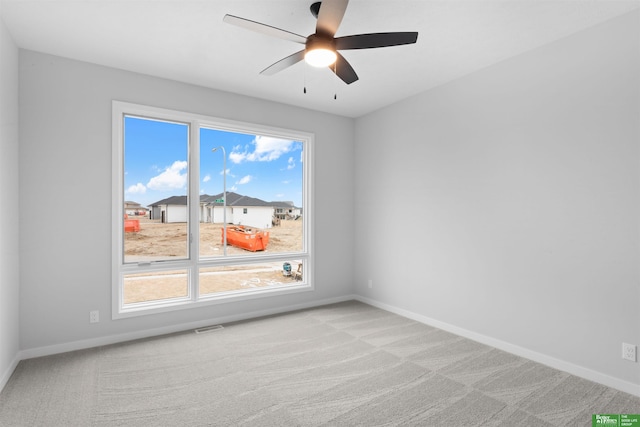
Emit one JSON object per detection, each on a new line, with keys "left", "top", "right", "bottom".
{"left": 212, "top": 146, "right": 227, "bottom": 256}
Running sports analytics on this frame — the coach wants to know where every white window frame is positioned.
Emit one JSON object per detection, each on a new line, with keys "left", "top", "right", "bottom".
{"left": 112, "top": 101, "right": 314, "bottom": 319}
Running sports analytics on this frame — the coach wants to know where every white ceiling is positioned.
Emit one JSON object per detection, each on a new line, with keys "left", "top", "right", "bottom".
{"left": 1, "top": 0, "right": 638, "bottom": 117}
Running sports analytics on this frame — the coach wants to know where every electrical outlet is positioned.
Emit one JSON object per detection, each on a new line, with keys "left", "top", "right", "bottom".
{"left": 89, "top": 310, "right": 99, "bottom": 324}
{"left": 368, "top": 279, "right": 373, "bottom": 289}
{"left": 622, "top": 343, "right": 636, "bottom": 362}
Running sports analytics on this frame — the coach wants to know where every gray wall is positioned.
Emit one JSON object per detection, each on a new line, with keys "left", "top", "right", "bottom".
{"left": 354, "top": 11, "right": 640, "bottom": 388}
{"left": 18, "top": 50, "right": 354, "bottom": 351}
{"left": 0, "top": 12, "right": 20, "bottom": 389}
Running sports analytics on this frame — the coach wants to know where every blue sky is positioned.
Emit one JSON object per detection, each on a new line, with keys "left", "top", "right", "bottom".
{"left": 124, "top": 116, "right": 304, "bottom": 208}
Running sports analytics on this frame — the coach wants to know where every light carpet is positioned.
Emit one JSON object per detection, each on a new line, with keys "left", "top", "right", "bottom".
{"left": 1, "top": 301, "right": 638, "bottom": 426}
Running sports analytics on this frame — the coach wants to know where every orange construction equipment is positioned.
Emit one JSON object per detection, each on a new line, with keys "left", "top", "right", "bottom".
{"left": 124, "top": 219, "right": 140, "bottom": 232}
{"left": 223, "top": 225, "right": 269, "bottom": 252}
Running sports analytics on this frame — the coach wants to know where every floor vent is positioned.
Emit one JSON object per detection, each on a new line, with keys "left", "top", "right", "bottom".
{"left": 195, "top": 325, "right": 224, "bottom": 334}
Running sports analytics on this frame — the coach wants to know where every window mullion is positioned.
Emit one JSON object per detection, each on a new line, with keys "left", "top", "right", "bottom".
{"left": 190, "top": 121, "right": 201, "bottom": 302}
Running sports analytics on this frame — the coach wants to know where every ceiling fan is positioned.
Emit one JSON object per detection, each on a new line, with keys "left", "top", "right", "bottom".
{"left": 223, "top": 0, "right": 418, "bottom": 85}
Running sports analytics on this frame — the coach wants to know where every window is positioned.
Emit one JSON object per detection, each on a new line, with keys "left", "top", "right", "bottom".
{"left": 112, "top": 102, "right": 313, "bottom": 318}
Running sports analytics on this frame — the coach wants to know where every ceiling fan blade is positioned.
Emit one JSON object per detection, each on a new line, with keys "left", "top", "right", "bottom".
{"left": 332, "top": 52, "right": 358, "bottom": 84}
{"left": 223, "top": 14, "right": 307, "bottom": 44}
{"left": 260, "top": 50, "right": 306, "bottom": 75}
{"left": 315, "top": 0, "right": 349, "bottom": 37}
{"left": 335, "top": 32, "right": 418, "bottom": 50}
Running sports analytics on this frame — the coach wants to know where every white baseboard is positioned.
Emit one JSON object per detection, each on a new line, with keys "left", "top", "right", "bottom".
{"left": 354, "top": 295, "right": 640, "bottom": 398}
{"left": 0, "top": 354, "right": 20, "bottom": 394}
{"left": 19, "top": 295, "right": 354, "bottom": 361}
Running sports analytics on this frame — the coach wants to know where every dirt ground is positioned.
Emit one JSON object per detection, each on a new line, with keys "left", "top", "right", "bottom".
{"left": 125, "top": 216, "right": 302, "bottom": 260}
{"left": 123, "top": 217, "right": 303, "bottom": 304}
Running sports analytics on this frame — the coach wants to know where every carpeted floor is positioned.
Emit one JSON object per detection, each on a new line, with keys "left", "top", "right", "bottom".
{"left": 1, "top": 301, "right": 638, "bottom": 426}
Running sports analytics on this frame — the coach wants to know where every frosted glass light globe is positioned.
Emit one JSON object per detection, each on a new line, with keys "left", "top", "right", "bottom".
{"left": 305, "top": 48, "right": 337, "bottom": 67}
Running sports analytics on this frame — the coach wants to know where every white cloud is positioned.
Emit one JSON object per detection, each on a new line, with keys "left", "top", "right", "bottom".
{"left": 147, "top": 160, "right": 187, "bottom": 191}
{"left": 126, "top": 183, "right": 146, "bottom": 194}
{"left": 203, "top": 174, "right": 211, "bottom": 183}
{"left": 229, "top": 136, "right": 297, "bottom": 164}
{"left": 229, "top": 185, "right": 238, "bottom": 192}
{"left": 287, "top": 157, "right": 295, "bottom": 170}
{"left": 236, "top": 175, "right": 252, "bottom": 185}
{"left": 229, "top": 151, "right": 246, "bottom": 164}
{"left": 219, "top": 168, "right": 235, "bottom": 178}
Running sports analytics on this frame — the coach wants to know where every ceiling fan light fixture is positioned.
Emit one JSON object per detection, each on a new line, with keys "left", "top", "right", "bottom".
{"left": 304, "top": 34, "right": 337, "bottom": 67}
{"left": 224, "top": 0, "right": 419, "bottom": 85}
{"left": 305, "top": 48, "right": 337, "bottom": 67}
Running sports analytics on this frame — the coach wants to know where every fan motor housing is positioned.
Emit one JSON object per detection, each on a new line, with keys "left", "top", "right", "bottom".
{"left": 305, "top": 34, "right": 335, "bottom": 52}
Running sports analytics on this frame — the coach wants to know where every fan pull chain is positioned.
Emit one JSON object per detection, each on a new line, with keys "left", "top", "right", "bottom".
{"left": 333, "top": 62, "right": 337, "bottom": 100}
{"left": 303, "top": 63, "right": 307, "bottom": 94}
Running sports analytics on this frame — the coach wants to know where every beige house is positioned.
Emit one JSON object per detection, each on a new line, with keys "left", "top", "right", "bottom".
{"left": 124, "top": 201, "right": 147, "bottom": 216}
